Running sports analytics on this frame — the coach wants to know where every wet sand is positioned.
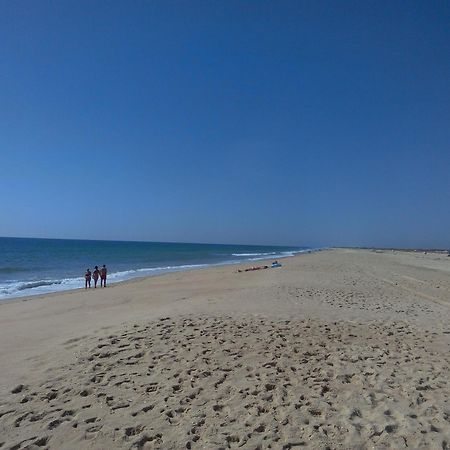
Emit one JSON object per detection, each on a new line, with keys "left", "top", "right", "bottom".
{"left": 1, "top": 249, "right": 449, "bottom": 449}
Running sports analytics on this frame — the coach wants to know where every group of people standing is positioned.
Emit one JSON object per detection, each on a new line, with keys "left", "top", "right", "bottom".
{"left": 85, "top": 265, "right": 107, "bottom": 289}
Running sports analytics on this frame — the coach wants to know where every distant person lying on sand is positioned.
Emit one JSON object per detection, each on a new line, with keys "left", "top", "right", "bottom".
{"left": 84, "top": 269, "right": 91, "bottom": 289}
{"left": 238, "top": 265, "right": 269, "bottom": 273}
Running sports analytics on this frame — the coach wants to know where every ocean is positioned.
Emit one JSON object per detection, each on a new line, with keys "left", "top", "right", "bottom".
{"left": 0, "top": 237, "right": 312, "bottom": 300}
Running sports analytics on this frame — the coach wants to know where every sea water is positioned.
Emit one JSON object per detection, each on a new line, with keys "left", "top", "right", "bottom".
{"left": 0, "top": 237, "right": 313, "bottom": 300}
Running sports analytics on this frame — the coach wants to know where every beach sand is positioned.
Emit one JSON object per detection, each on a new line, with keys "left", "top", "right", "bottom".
{"left": 0, "top": 249, "right": 449, "bottom": 449}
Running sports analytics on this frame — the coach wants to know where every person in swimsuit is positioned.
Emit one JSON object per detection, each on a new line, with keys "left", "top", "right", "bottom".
{"left": 100, "top": 265, "right": 107, "bottom": 287}
{"left": 85, "top": 269, "right": 92, "bottom": 289}
{"left": 92, "top": 266, "right": 100, "bottom": 288}
{"left": 238, "top": 265, "right": 269, "bottom": 273}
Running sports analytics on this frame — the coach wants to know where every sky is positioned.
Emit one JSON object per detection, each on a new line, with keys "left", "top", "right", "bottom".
{"left": 0, "top": 1, "right": 449, "bottom": 248}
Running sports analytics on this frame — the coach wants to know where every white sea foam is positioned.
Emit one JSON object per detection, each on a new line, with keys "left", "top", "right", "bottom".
{"left": 232, "top": 249, "right": 312, "bottom": 258}
{"left": 0, "top": 277, "right": 84, "bottom": 299}
{"left": 232, "top": 252, "right": 277, "bottom": 256}
{"left": 0, "top": 264, "right": 211, "bottom": 300}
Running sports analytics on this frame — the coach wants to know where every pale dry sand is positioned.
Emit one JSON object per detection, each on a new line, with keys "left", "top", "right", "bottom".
{"left": 0, "top": 249, "right": 449, "bottom": 449}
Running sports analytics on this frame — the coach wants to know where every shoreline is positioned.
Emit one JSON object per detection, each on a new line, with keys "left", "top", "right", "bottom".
{"left": 0, "top": 249, "right": 317, "bottom": 303}
{"left": 1, "top": 248, "right": 449, "bottom": 449}
{"left": 3, "top": 245, "right": 447, "bottom": 305}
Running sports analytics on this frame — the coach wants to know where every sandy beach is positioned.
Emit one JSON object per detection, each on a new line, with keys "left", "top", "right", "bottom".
{"left": 1, "top": 249, "right": 449, "bottom": 449}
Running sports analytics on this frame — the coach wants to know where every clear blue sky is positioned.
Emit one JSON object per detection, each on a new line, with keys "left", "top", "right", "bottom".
{"left": 1, "top": 1, "right": 449, "bottom": 248}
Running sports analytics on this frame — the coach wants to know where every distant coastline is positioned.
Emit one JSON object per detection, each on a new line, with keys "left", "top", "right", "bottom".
{"left": 338, "top": 247, "right": 449, "bottom": 253}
